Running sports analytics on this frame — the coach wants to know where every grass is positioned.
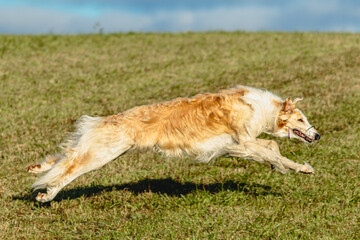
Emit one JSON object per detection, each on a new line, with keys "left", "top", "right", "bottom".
{"left": 0, "top": 32, "right": 359, "bottom": 239}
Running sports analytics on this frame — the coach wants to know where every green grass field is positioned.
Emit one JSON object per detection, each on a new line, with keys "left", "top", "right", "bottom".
{"left": 0, "top": 32, "right": 359, "bottom": 239}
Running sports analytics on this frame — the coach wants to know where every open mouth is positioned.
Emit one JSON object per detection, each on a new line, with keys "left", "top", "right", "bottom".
{"left": 293, "top": 129, "right": 313, "bottom": 143}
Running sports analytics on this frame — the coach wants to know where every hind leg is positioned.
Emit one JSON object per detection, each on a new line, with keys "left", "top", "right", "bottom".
{"left": 33, "top": 144, "right": 131, "bottom": 202}
{"left": 28, "top": 153, "right": 63, "bottom": 174}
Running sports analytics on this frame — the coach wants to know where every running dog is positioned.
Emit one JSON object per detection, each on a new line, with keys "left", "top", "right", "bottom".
{"left": 28, "top": 85, "right": 320, "bottom": 202}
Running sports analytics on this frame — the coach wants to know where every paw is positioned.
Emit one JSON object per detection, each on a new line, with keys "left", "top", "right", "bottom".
{"left": 28, "top": 163, "right": 52, "bottom": 173}
{"left": 27, "top": 164, "right": 42, "bottom": 173}
{"left": 298, "top": 162, "right": 315, "bottom": 174}
{"left": 36, "top": 192, "right": 54, "bottom": 202}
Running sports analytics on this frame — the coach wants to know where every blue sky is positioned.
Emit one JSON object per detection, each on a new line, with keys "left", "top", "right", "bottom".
{"left": 1, "top": 0, "right": 360, "bottom": 34}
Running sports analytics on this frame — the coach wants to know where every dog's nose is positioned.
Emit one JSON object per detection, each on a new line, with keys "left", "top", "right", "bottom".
{"left": 314, "top": 133, "right": 320, "bottom": 141}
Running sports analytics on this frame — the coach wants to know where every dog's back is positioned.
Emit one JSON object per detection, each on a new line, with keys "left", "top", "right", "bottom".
{"left": 109, "top": 87, "right": 252, "bottom": 158}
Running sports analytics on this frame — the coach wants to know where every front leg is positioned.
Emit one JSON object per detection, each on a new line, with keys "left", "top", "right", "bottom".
{"left": 226, "top": 140, "right": 314, "bottom": 174}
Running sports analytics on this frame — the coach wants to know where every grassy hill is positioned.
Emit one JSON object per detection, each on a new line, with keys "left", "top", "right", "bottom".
{"left": 0, "top": 32, "right": 359, "bottom": 239}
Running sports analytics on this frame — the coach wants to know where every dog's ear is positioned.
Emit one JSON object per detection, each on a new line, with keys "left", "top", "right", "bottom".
{"left": 279, "top": 114, "right": 289, "bottom": 121}
{"left": 282, "top": 97, "right": 294, "bottom": 114}
{"left": 278, "top": 107, "right": 290, "bottom": 126}
{"left": 293, "top": 97, "right": 303, "bottom": 107}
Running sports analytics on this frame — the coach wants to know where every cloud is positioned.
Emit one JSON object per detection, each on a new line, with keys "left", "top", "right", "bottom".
{"left": 0, "top": 5, "right": 280, "bottom": 34}
{"left": 272, "top": 0, "right": 360, "bottom": 32}
{"left": 0, "top": 0, "right": 359, "bottom": 34}
{"left": 0, "top": 6, "right": 94, "bottom": 34}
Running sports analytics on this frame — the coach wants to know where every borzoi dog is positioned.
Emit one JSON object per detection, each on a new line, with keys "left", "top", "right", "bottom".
{"left": 28, "top": 85, "right": 320, "bottom": 202}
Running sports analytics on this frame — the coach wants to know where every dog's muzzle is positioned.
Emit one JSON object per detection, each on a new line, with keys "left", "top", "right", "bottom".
{"left": 292, "top": 129, "right": 320, "bottom": 143}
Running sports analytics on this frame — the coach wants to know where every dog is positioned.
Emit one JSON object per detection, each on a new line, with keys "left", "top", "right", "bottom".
{"left": 28, "top": 85, "right": 320, "bottom": 202}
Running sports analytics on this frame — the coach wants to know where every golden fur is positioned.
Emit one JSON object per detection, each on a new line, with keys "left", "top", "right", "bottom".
{"left": 28, "top": 85, "right": 320, "bottom": 202}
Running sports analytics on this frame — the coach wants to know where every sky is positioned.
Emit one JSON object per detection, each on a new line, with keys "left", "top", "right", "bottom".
{"left": 0, "top": 0, "right": 360, "bottom": 34}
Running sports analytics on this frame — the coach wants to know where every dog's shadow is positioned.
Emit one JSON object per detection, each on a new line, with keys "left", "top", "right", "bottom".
{"left": 14, "top": 178, "right": 281, "bottom": 206}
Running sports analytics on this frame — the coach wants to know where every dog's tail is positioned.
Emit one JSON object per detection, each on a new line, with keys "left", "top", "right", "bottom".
{"left": 60, "top": 115, "right": 105, "bottom": 153}
{"left": 31, "top": 115, "right": 105, "bottom": 190}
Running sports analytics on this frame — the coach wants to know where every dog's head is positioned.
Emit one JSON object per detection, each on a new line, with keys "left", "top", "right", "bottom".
{"left": 275, "top": 97, "right": 320, "bottom": 143}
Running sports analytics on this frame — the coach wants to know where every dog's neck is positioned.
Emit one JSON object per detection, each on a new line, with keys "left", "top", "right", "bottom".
{"left": 235, "top": 86, "right": 284, "bottom": 138}
{"left": 244, "top": 95, "right": 283, "bottom": 137}
{"left": 261, "top": 104, "right": 282, "bottom": 135}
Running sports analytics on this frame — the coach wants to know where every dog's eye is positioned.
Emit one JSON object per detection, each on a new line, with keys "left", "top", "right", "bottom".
{"left": 298, "top": 119, "right": 304, "bottom": 123}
